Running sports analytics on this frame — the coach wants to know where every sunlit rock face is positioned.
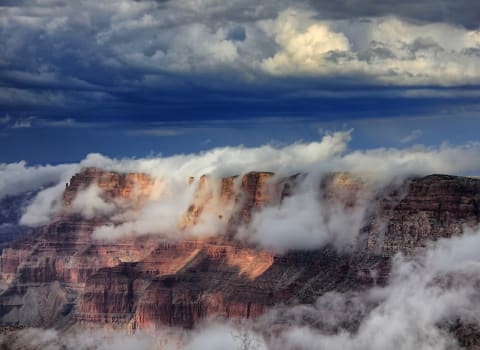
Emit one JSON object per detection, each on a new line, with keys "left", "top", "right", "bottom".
{"left": 180, "top": 174, "right": 238, "bottom": 233}
{"left": 181, "top": 172, "right": 275, "bottom": 236}
{"left": 0, "top": 168, "right": 479, "bottom": 330}
{"left": 63, "top": 167, "right": 153, "bottom": 210}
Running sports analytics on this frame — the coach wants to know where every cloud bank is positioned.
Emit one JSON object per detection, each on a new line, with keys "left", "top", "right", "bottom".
{"left": 1, "top": 131, "right": 479, "bottom": 251}
{"left": 0, "top": 161, "right": 78, "bottom": 200}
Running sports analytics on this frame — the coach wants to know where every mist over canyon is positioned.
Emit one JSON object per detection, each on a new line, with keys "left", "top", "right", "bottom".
{"left": 1, "top": 134, "right": 480, "bottom": 349}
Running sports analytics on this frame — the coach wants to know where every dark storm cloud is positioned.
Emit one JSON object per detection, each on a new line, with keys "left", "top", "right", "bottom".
{"left": 307, "top": 0, "right": 480, "bottom": 29}
{"left": 142, "top": 0, "right": 480, "bottom": 29}
{"left": 0, "top": 0, "right": 480, "bottom": 127}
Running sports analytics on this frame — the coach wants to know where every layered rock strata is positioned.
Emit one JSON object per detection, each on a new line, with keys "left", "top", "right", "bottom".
{"left": 0, "top": 169, "right": 479, "bottom": 331}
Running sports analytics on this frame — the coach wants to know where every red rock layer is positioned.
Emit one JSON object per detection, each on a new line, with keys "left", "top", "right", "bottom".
{"left": 63, "top": 167, "right": 153, "bottom": 208}
{"left": 237, "top": 171, "right": 275, "bottom": 223}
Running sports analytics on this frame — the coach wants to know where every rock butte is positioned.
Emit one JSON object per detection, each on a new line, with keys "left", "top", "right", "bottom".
{"left": 0, "top": 168, "right": 480, "bottom": 333}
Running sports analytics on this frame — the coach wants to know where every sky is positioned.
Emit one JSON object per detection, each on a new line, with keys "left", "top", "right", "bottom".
{"left": 1, "top": 0, "right": 480, "bottom": 164}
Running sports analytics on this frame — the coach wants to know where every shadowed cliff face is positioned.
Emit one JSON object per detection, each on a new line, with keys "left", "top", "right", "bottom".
{"left": 0, "top": 192, "right": 36, "bottom": 249}
{"left": 366, "top": 175, "right": 480, "bottom": 257}
{"left": 0, "top": 168, "right": 479, "bottom": 332}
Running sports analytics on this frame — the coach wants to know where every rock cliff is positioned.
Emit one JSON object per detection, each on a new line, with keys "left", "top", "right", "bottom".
{"left": 0, "top": 168, "right": 479, "bottom": 332}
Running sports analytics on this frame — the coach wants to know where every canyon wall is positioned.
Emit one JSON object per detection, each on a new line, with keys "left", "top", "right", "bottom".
{"left": 0, "top": 168, "right": 479, "bottom": 330}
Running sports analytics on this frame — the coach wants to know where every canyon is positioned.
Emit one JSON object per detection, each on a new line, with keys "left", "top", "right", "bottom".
{"left": 0, "top": 167, "right": 480, "bottom": 336}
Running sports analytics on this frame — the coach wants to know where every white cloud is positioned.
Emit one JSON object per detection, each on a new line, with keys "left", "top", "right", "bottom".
{"left": 39, "top": 117, "right": 80, "bottom": 128}
{"left": 0, "top": 161, "right": 77, "bottom": 200}
{"left": 239, "top": 172, "right": 370, "bottom": 252}
{"left": 259, "top": 10, "right": 480, "bottom": 85}
{"left": 129, "top": 128, "right": 185, "bottom": 137}
{"left": 261, "top": 9, "right": 350, "bottom": 75}
{"left": 70, "top": 185, "right": 117, "bottom": 220}
{"left": 0, "top": 88, "right": 66, "bottom": 108}
{"left": 3, "top": 116, "right": 88, "bottom": 130}
{"left": 400, "top": 129, "right": 423, "bottom": 144}
{"left": 11, "top": 117, "right": 34, "bottom": 129}
{"left": 0, "top": 321, "right": 268, "bottom": 350}
{"left": 19, "top": 183, "right": 66, "bottom": 226}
